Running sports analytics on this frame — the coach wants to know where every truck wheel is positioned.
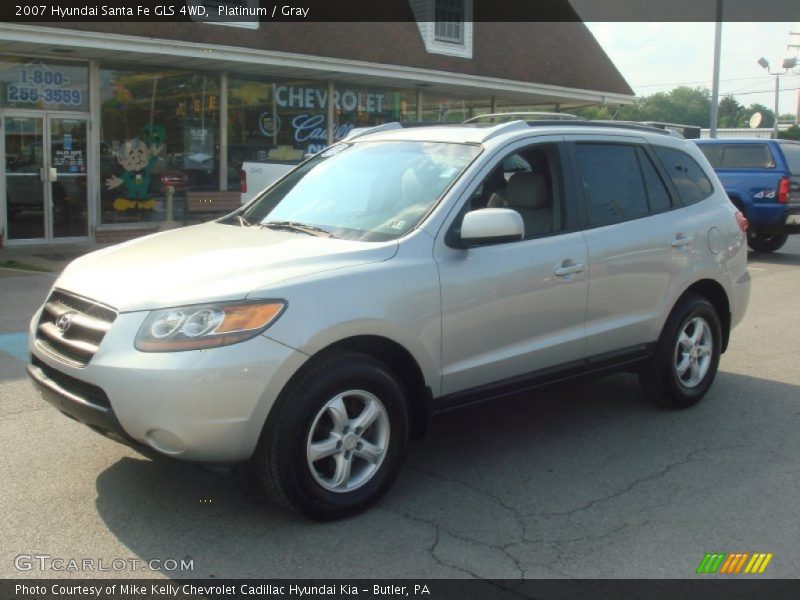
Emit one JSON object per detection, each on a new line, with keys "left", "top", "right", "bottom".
{"left": 254, "top": 351, "right": 409, "bottom": 521}
{"left": 640, "top": 294, "right": 722, "bottom": 409}
{"left": 748, "top": 232, "right": 788, "bottom": 253}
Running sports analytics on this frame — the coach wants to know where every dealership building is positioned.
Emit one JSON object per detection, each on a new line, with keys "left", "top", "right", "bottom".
{"left": 0, "top": 9, "right": 633, "bottom": 245}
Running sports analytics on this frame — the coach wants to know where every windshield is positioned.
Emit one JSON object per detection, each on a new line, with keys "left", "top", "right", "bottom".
{"left": 231, "top": 140, "right": 481, "bottom": 241}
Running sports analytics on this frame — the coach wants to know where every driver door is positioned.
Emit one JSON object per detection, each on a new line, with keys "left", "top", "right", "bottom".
{"left": 434, "top": 138, "right": 589, "bottom": 398}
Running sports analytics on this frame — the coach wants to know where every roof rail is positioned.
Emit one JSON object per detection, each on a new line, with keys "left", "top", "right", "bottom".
{"left": 345, "top": 121, "right": 404, "bottom": 141}
{"left": 465, "top": 111, "right": 582, "bottom": 123}
{"left": 482, "top": 120, "right": 532, "bottom": 141}
{"left": 523, "top": 120, "right": 675, "bottom": 136}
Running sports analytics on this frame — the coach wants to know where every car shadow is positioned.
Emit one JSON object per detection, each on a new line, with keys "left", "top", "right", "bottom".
{"left": 749, "top": 250, "right": 800, "bottom": 266}
{"left": 93, "top": 370, "right": 800, "bottom": 578}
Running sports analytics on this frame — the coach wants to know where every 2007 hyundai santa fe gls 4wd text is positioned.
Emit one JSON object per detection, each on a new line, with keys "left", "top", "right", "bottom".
{"left": 27, "top": 120, "right": 750, "bottom": 520}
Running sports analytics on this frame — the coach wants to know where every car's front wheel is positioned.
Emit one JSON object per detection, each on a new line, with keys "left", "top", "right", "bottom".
{"left": 748, "top": 232, "right": 788, "bottom": 253}
{"left": 640, "top": 294, "right": 722, "bottom": 409}
{"left": 254, "top": 351, "right": 409, "bottom": 520}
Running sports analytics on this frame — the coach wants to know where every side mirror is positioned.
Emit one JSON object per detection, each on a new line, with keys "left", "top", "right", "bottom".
{"left": 457, "top": 208, "right": 524, "bottom": 247}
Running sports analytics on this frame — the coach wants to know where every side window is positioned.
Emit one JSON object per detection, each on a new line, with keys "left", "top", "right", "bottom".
{"left": 721, "top": 144, "right": 775, "bottom": 168}
{"left": 697, "top": 144, "right": 722, "bottom": 168}
{"left": 636, "top": 147, "right": 672, "bottom": 212}
{"left": 469, "top": 143, "right": 564, "bottom": 239}
{"left": 574, "top": 143, "right": 649, "bottom": 227}
{"left": 652, "top": 146, "right": 714, "bottom": 206}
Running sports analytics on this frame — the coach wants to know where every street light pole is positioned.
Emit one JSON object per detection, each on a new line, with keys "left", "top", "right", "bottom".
{"left": 758, "top": 57, "right": 795, "bottom": 138}
{"left": 773, "top": 72, "right": 780, "bottom": 138}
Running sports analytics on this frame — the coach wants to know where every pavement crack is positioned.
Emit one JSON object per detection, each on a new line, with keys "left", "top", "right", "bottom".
{"left": 534, "top": 443, "right": 747, "bottom": 519}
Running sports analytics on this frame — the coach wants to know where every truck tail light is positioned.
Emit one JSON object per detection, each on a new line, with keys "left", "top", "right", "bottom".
{"left": 735, "top": 210, "right": 748, "bottom": 233}
{"left": 240, "top": 170, "right": 247, "bottom": 193}
{"left": 778, "top": 177, "right": 790, "bottom": 203}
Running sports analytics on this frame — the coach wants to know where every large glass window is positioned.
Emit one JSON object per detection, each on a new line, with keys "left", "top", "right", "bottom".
{"left": 421, "top": 93, "right": 491, "bottom": 123}
{"left": 0, "top": 56, "right": 89, "bottom": 112}
{"left": 227, "top": 78, "right": 417, "bottom": 189}
{"left": 99, "top": 66, "right": 220, "bottom": 224}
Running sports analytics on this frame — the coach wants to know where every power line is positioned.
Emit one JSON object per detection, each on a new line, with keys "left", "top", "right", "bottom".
{"left": 723, "top": 86, "right": 800, "bottom": 97}
{"left": 634, "top": 75, "right": 771, "bottom": 89}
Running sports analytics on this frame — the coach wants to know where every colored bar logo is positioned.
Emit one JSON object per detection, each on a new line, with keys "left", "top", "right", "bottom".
{"left": 697, "top": 552, "right": 773, "bottom": 574}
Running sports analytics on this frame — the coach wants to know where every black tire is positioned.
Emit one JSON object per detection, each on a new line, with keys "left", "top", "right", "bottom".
{"left": 639, "top": 294, "right": 722, "bottom": 410}
{"left": 254, "top": 351, "right": 409, "bottom": 521}
{"left": 748, "top": 232, "right": 788, "bottom": 253}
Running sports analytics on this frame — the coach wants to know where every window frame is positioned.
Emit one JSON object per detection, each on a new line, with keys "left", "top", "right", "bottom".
{"left": 434, "top": 0, "right": 466, "bottom": 44}
{"left": 445, "top": 139, "right": 577, "bottom": 248}
{"left": 567, "top": 140, "right": 684, "bottom": 231}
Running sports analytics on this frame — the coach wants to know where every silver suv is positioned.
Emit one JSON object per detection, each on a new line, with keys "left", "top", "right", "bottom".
{"left": 27, "top": 121, "right": 750, "bottom": 520}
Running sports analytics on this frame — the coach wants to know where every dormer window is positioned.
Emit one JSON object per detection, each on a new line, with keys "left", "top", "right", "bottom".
{"left": 434, "top": 0, "right": 465, "bottom": 43}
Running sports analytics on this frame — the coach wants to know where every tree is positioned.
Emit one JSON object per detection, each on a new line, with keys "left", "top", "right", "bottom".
{"left": 779, "top": 125, "right": 800, "bottom": 140}
{"left": 717, "top": 95, "right": 742, "bottom": 128}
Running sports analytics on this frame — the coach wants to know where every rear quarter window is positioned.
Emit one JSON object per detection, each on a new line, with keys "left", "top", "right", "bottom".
{"left": 652, "top": 146, "right": 714, "bottom": 205}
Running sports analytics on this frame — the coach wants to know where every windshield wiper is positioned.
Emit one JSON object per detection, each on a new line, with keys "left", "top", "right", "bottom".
{"left": 260, "top": 221, "right": 333, "bottom": 237}
{"left": 234, "top": 215, "right": 252, "bottom": 227}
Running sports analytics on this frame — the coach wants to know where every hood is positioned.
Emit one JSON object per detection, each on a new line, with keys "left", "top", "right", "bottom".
{"left": 56, "top": 222, "right": 398, "bottom": 312}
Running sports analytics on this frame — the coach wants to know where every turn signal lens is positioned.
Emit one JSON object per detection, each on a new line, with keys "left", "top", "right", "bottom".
{"left": 136, "top": 301, "right": 286, "bottom": 352}
{"left": 735, "top": 210, "right": 748, "bottom": 233}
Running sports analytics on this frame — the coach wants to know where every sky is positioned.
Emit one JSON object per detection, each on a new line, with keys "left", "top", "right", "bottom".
{"left": 584, "top": 22, "right": 800, "bottom": 119}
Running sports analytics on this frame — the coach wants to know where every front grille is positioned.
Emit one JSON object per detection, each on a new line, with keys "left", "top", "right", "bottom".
{"left": 35, "top": 290, "right": 117, "bottom": 367}
{"left": 31, "top": 355, "right": 111, "bottom": 410}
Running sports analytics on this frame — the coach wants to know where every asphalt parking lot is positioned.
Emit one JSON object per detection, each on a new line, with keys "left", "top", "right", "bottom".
{"left": 1, "top": 238, "right": 799, "bottom": 580}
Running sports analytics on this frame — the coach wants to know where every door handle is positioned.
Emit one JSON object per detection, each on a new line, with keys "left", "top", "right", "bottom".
{"left": 670, "top": 235, "right": 693, "bottom": 248}
{"left": 38, "top": 167, "right": 58, "bottom": 182}
{"left": 554, "top": 262, "right": 585, "bottom": 277}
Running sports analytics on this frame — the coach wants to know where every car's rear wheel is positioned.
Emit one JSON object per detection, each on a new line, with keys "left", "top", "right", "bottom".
{"left": 254, "top": 351, "right": 408, "bottom": 521}
{"left": 640, "top": 294, "right": 722, "bottom": 409}
{"left": 748, "top": 232, "right": 788, "bottom": 253}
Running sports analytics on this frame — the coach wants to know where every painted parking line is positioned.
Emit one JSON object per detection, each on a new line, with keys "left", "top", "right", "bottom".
{"left": 0, "top": 332, "right": 29, "bottom": 362}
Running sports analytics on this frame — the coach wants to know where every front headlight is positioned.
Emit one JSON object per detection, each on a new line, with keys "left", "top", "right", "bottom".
{"left": 135, "top": 300, "right": 286, "bottom": 352}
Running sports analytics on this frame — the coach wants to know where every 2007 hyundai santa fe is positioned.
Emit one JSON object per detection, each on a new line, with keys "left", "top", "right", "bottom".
{"left": 27, "top": 120, "right": 750, "bottom": 520}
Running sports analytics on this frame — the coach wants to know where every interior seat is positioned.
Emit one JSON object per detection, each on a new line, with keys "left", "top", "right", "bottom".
{"left": 487, "top": 172, "right": 552, "bottom": 237}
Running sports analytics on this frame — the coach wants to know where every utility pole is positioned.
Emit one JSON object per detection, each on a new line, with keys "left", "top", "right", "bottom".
{"left": 709, "top": 0, "right": 723, "bottom": 138}
{"left": 790, "top": 32, "right": 799, "bottom": 125}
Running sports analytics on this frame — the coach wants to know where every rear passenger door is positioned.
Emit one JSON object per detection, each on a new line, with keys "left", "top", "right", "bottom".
{"left": 566, "top": 136, "right": 695, "bottom": 357}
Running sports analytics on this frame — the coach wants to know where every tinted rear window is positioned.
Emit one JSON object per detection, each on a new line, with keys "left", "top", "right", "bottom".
{"left": 722, "top": 145, "right": 774, "bottom": 168}
{"left": 780, "top": 144, "right": 800, "bottom": 175}
{"left": 653, "top": 146, "right": 714, "bottom": 205}
{"left": 697, "top": 144, "right": 775, "bottom": 168}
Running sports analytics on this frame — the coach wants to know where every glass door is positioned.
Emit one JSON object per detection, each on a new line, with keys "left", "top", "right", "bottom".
{"left": 48, "top": 115, "right": 88, "bottom": 239}
{"left": 3, "top": 114, "right": 46, "bottom": 241}
{"left": 2, "top": 112, "right": 89, "bottom": 243}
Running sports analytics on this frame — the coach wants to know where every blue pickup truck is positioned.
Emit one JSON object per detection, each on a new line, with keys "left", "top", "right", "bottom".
{"left": 693, "top": 139, "right": 800, "bottom": 253}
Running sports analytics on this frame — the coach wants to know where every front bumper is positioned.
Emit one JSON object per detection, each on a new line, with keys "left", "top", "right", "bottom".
{"left": 28, "top": 307, "right": 307, "bottom": 464}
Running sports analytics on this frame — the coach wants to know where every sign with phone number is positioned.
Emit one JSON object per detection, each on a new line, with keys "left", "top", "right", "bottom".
{"left": 7, "top": 67, "right": 83, "bottom": 107}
